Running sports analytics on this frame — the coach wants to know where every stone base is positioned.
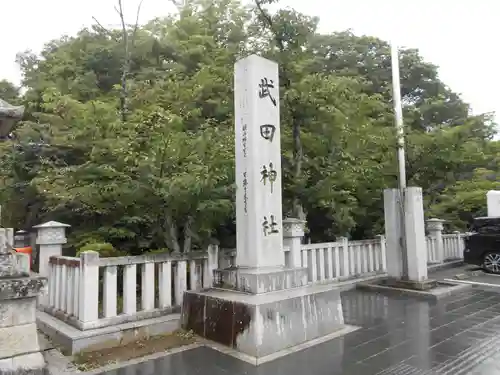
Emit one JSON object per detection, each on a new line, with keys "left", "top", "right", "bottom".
{"left": 0, "top": 352, "right": 46, "bottom": 375}
{"left": 0, "top": 322, "right": 41, "bottom": 359}
{"left": 382, "top": 277, "right": 438, "bottom": 291}
{"left": 37, "top": 310, "right": 180, "bottom": 355}
{"left": 0, "top": 276, "right": 47, "bottom": 374}
{"left": 213, "top": 266, "right": 308, "bottom": 294}
{"left": 181, "top": 283, "right": 348, "bottom": 360}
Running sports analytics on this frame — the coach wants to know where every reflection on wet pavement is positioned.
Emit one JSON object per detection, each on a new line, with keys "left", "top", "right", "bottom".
{"left": 98, "top": 288, "right": 500, "bottom": 375}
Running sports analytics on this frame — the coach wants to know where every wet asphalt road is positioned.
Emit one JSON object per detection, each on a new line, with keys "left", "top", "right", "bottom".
{"left": 97, "top": 286, "right": 500, "bottom": 375}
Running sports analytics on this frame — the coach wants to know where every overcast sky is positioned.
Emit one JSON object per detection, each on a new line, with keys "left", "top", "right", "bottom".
{"left": 1, "top": 0, "right": 498, "bottom": 128}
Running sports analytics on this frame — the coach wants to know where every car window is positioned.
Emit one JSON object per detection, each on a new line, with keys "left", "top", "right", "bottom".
{"left": 472, "top": 219, "right": 500, "bottom": 234}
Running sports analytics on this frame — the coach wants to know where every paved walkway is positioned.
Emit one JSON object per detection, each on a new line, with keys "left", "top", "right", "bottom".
{"left": 431, "top": 263, "right": 500, "bottom": 291}
{"left": 97, "top": 287, "right": 500, "bottom": 375}
{"left": 429, "top": 264, "right": 479, "bottom": 280}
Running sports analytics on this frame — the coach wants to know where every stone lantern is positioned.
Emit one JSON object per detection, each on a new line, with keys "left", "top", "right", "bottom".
{"left": 33, "top": 220, "right": 70, "bottom": 279}
{"left": 0, "top": 98, "right": 47, "bottom": 374}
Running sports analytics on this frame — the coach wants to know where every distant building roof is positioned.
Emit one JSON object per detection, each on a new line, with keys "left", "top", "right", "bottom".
{"left": 0, "top": 99, "right": 24, "bottom": 119}
{"left": 0, "top": 98, "right": 25, "bottom": 138}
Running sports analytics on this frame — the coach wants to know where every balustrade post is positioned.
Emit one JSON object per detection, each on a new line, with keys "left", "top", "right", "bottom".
{"left": 339, "top": 237, "right": 349, "bottom": 278}
{"left": 203, "top": 244, "right": 218, "bottom": 288}
{"left": 282, "top": 218, "right": 306, "bottom": 268}
{"left": 142, "top": 262, "right": 155, "bottom": 310}
{"left": 175, "top": 260, "right": 187, "bottom": 305}
{"left": 78, "top": 251, "right": 99, "bottom": 325}
{"left": 123, "top": 264, "right": 137, "bottom": 315}
{"left": 159, "top": 261, "right": 172, "bottom": 308}
{"left": 376, "top": 235, "right": 387, "bottom": 273}
{"left": 103, "top": 266, "right": 118, "bottom": 318}
{"left": 33, "top": 221, "right": 70, "bottom": 305}
{"left": 426, "top": 218, "right": 445, "bottom": 263}
{"left": 453, "top": 231, "right": 462, "bottom": 259}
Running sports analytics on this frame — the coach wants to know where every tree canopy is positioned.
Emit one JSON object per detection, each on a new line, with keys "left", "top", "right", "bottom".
{"left": 0, "top": 0, "right": 497, "bottom": 253}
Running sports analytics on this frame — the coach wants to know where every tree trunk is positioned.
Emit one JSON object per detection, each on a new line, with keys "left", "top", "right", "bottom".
{"left": 117, "top": 0, "right": 129, "bottom": 124}
{"left": 182, "top": 216, "right": 195, "bottom": 253}
{"left": 165, "top": 214, "right": 181, "bottom": 253}
{"left": 292, "top": 119, "right": 305, "bottom": 220}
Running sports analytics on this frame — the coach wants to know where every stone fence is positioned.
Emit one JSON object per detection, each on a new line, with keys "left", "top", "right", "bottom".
{"left": 219, "top": 231, "right": 465, "bottom": 285}
{"left": 21, "top": 218, "right": 466, "bottom": 332}
{"left": 40, "top": 246, "right": 218, "bottom": 330}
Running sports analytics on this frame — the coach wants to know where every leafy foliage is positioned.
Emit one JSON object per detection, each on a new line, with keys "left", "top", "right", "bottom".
{"left": 0, "top": 80, "right": 20, "bottom": 104}
{"left": 76, "top": 242, "right": 124, "bottom": 257}
{"left": 0, "top": 0, "right": 497, "bottom": 253}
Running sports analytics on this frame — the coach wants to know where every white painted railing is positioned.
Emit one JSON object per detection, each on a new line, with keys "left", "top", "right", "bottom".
{"left": 43, "top": 245, "right": 218, "bottom": 330}
{"left": 426, "top": 236, "right": 439, "bottom": 263}
{"left": 300, "top": 237, "right": 387, "bottom": 283}
{"left": 43, "top": 230, "right": 467, "bottom": 330}
{"left": 427, "top": 232, "right": 466, "bottom": 264}
{"left": 442, "top": 233, "right": 466, "bottom": 260}
{"left": 219, "top": 248, "right": 236, "bottom": 268}
{"left": 219, "top": 232, "right": 467, "bottom": 284}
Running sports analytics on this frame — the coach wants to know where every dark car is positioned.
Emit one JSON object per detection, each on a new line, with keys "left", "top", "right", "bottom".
{"left": 464, "top": 216, "right": 500, "bottom": 273}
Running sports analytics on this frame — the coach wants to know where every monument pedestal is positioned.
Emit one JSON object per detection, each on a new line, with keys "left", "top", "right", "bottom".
{"left": 183, "top": 259, "right": 347, "bottom": 362}
{"left": 213, "top": 266, "right": 308, "bottom": 294}
{"left": 182, "top": 279, "right": 345, "bottom": 362}
{"left": 0, "top": 229, "right": 47, "bottom": 375}
{"left": 367, "top": 187, "right": 471, "bottom": 299}
{"left": 0, "top": 276, "right": 47, "bottom": 375}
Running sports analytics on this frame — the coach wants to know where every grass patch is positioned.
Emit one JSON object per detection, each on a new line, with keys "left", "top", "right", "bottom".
{"left": 73, "top": 330, "right": 196, "bottom": 372}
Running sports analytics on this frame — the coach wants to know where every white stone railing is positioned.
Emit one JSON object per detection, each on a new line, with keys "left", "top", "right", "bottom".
{"left": 40, "top": 226, "right": 468, "bottom": 330}
{"left": 426, "top": 236, "right": 439, "bottom": 263}
{"left": 220, "top": 237, "right": 388, "bottom": 283}
{"left": 302, "top": 233, "right": 466, "bottom": 283}
{"left": 442, "top": 233, "right": 466, "bottom": 260}
{"left": 219, "top": 248, "right": 236, "bottom": 268}
{"left": 218, "top": 232, "right": 467, "bottom": 285}
{"left": 426, "top": 232, "right": 466, "bottom": 264}
{"left": 42, "top": 245, "right": 218, "bottom": 330}
{"left": 47, "top": 256, "right": 81, "bottom": 318}
{"left": 300, "top": 237, "right": 387, "bottom": 283}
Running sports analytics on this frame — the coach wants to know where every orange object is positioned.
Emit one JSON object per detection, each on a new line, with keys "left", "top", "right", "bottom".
{"left": 15, "top": 246, "right": 33, "bottom": 269}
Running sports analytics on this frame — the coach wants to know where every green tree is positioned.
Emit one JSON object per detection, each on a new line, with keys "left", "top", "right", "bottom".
{"left": 0, "top": 0, "right": 496, "bottom": 250}
{"left": 429, "top": 166, "right": 500, "bottom": 230}
{"left": 0, "top": 80, "right": 20, "bottom": 104}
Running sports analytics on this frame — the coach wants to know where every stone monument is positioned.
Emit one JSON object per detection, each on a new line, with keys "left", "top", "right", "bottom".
{"left": 487, "top": 190, "right": 500, "bottom": 217}
{"left": 383, "top": 187, "right": 429, "bottom": 285}
{"left": 181, "top": 55, "right": 348, "bottom": 364}
{"left": 0, "top": 99, "right": 47, "bottom": 375}
{"left": 372, "top": 188, "right": 471, "bottom": 297}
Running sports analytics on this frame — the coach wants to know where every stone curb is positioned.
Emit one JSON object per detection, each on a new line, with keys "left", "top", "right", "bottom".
{"left": 453, "top": 270, "right": 485, "bottom": 280}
